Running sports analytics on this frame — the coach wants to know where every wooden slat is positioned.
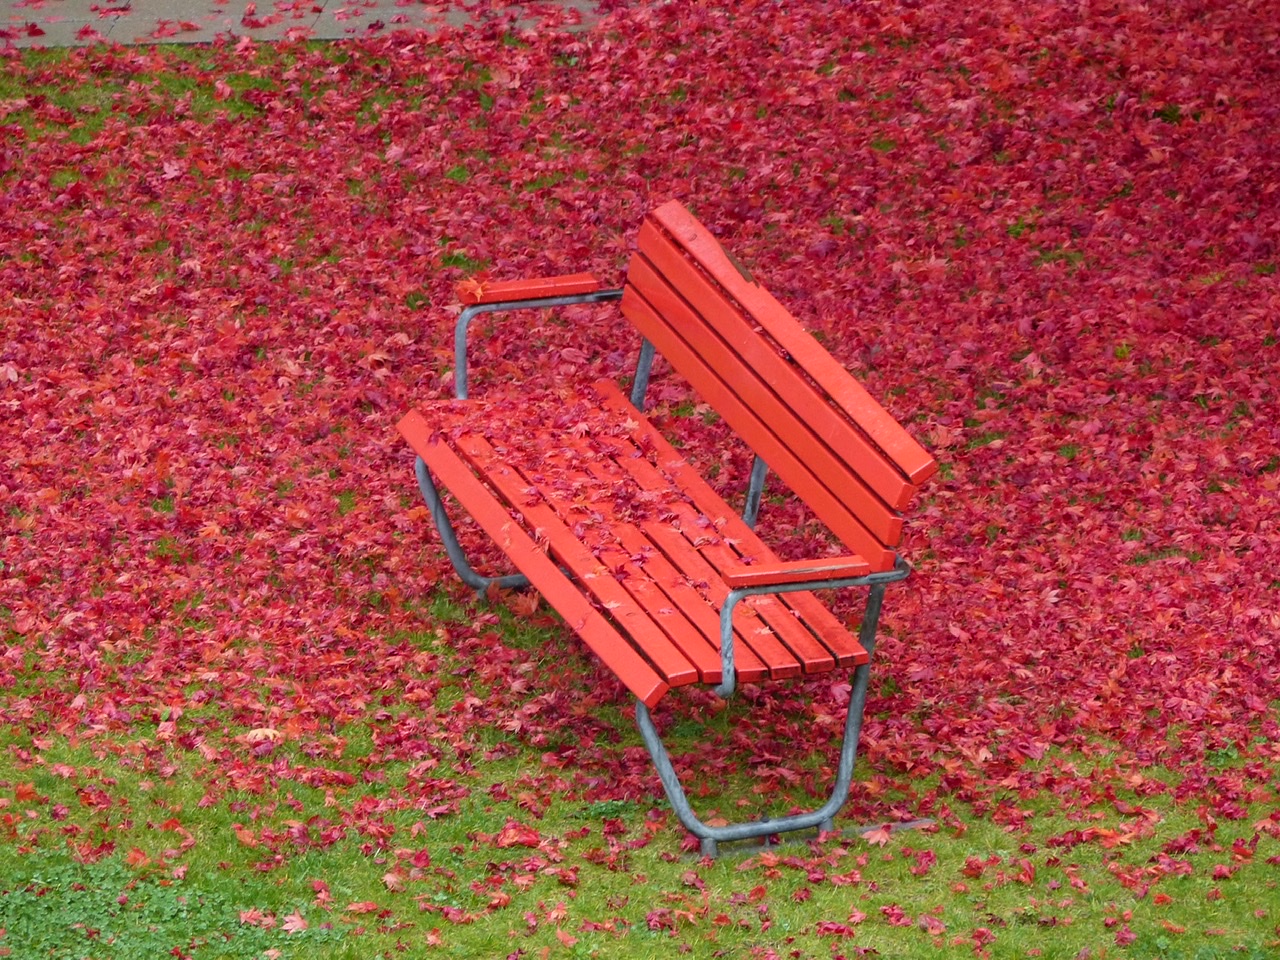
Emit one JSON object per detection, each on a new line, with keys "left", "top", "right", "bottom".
{"left": 648, "top": 201, "right": 937, "bottom": 486}
{"left": 634, "top": 223, "right": 917, "bottom": 511}
{"left": 619, "top": 288, "right": 904, "bottom": 560}
{"left": 457, "top": 272, "right": 601, "bottom": 305}
{"left": 453, "top": 433, "right": 701, "bottom": 690}
{"left": 653, "top": 509, "right": 858, "bottom": 674}
{"left": 567, "top": 449, "right": 777, "bottom": 684}
{"left": 397, "top": 410, "right": 670, "bottom": 707}
{"left": 627, "top": 255, "right": 905, "bottom": 536}
{"left": 591, "top": 382, "right": 871, "bottom": 669}
{"left": 640, "top": 521, "right": 803, "bottom": 680}
{"left": 505, "top": 444, "right": 729, "bottom": 685}
{"left": 578, "top": 404, "right": 850, "bottom": 674}
{"left": 627, "top": 252, "right": 906, "bottom": 529}
{"left": 723, "top": 556, "right": 871, "bottom": 589}
{"left": 591, "top": 378, "right": 901, "bottom": 578}
{"left": 669, "top": 514, "right": 866, "bottom": 672}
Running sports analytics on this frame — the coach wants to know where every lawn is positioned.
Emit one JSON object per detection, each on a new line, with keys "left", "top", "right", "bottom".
{"left": 1, "top": 1, "right": 1279, "bottom": 956}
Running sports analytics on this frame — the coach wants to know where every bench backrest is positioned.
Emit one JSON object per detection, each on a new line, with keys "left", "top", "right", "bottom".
{"left": 619, "top": 200, "right": 936, "bottom": 573}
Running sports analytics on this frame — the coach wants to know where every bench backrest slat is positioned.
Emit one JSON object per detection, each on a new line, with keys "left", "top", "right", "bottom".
{"left": 649, "top": 201, "right": 938, "bottom": 487}
{"left": 621, "top": 287, "right": 901, "bottom": 567}
{"left": 623, "top": 201, "right": 935, "bottom": 569}
{"left": 634, "top": 221, "right": 916, "bottom": 512}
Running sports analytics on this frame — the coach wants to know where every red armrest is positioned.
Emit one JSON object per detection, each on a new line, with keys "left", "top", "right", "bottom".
{"left": 723, "top": 556, "right": 871, "bottom": 589}
{"left": 456, "top": 272, "right": 602, "bottom": 305}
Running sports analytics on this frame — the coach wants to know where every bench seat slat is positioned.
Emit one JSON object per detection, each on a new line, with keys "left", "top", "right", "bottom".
{"left": 574, "top": 433, "right": 813, "bottom": 677}
{"left": 649, "top": 201, "right": 937, "bottom": 487}
{"left": 639, "top": 520, "right": 804, "bottom": 679}
{"left": 590, "top": 442, "right": 835, "bottom": 676}
{"left": 583, "top": 407, "right": 862, "bottom": 672}
{"left": 516, "top": 447, "right": 735, "bottom": 685}
{"left": 571, "top": 452, "right": 773, "bottom": 684}
{"left": 621, "top": 287, "right": 902, "bottom": 559}
{"left": 593, "top": 372, "right": 898, "bottom": 574}
{"left": 634, "top": 223, "right": 917, "bottom": 511}
{"left": 400, "top": 410, "right": 671, "bottom": 708}
{"left": 452, "top": 433, "right": 702, "bottom": 690}
{"left": 593, "top": 378, "right": 875, "bottom": 670}
{"left": 459, "top": 383, "right": 857, "bottom": 677}
{"left": 654, "top": 510, "right": 865, "bottom": 672}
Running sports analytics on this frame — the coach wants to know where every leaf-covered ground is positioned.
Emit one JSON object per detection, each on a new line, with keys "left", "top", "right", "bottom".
{"left": 2, "top": 1, "right": 1280, "bottom": 955}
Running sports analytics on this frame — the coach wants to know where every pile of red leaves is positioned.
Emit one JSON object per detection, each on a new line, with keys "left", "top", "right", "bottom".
{"left": 2, "top": 0, "right": 1278, "bottom": 814}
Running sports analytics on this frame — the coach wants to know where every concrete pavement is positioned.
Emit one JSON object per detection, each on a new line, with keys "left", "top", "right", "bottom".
{"left": 1, "top": 0, "right": 600, "bottom": 48}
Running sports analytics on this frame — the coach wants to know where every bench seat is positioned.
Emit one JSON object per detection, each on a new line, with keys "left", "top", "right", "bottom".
{"left": 395, "top": 200, "right": 937, "bottom": 854}
{"left": 399, "top": 380, "right": 870, "bottom": 709}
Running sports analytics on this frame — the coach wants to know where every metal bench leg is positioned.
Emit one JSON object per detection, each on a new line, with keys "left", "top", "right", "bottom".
{"left": 629, "top": 338, "right": 656, "bottom": 410}
{"left": 635, "top": 583, "right": 899, "bottom": 857}
{"left": 414, "top": 457, "right": 531, "bottom": 597}
{"left": 742, "top": 455, "right": 769, "bottom": 529}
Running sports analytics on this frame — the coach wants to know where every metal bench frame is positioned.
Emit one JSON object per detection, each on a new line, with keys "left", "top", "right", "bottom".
{"left": 410, "top": 288, "right": 923, "bottom": 856}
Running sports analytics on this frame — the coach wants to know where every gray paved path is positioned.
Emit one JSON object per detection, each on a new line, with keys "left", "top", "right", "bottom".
{"left": 2, "top": 0, "right": 600, "bottom": 48}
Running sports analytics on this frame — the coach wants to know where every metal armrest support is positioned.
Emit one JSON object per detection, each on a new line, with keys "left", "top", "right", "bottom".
{"left": 454, "top": 289, "right": 624, "bottom": 400}
{"left": 714, "top": 558, "right": 911, "bottom": 698}
{"left": 639, "top": 558, "right": 917, "bottom": 855}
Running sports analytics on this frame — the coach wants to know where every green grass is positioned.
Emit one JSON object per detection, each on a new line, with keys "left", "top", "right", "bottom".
{"left": 2, "top": 602, "right": 1278, "bottom": 958}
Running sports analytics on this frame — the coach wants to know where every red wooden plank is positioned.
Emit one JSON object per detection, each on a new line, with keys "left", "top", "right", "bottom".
{"left": 397, "top": 410, "right": 670, "bottom": 707}
{"left": 522, "top": 444, "right": 729, "bottom": 685}
{"left": 640, "top": 520, "right": 804, "bottom": 680}
{"left": 664, "top": 515, "right": 865, "bottom": 673}
{"left": 648, "top": 201, "right": 937, "bottom": 486}
{"left": 628, "top": 253, "right": 910, "bottom": 529}
{"left": 575, "top": 408, "right": 844, "bottom": 675}
{"left": 456, "top": 272, "right": 602, "bottom": 305}
{"left": 590, "top": 382, "right": 871, "bottom": 669}
{"left": 568, "top": 448, "right": 780, "bottom": 684}
{"left": 723, "top": 556, "right": 871, "bottom": 589}
{"left": 772, "top": 593, "right": 868, "bottom": 670}
{"left": 620, "top": 287, "right": 903, "bottom": 559}
{"left": 453, "top": 433, "right": 702, "bottom": 690}
{"left": 634, "top": 223, "right": 917, "bottom": 511}
{"left": 590, "top": 378, "right": 898, "bottom": 572}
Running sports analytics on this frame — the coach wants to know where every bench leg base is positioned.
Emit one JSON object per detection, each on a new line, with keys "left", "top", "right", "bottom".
{"left": 633, "top": 583, "right": 925, "bottom": 857}
{"left": 635, "top": 670, "right": 871, "bottom": 857}
{"left": 415, "top": 457, "right": 531, "bottom": 597}
{"left": 695, "top": 818, "right": 934, "bottom": 859}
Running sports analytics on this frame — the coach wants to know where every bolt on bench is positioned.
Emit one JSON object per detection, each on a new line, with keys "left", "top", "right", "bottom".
{"left": 397, "top": 201, "right": 936, "bottom": 856}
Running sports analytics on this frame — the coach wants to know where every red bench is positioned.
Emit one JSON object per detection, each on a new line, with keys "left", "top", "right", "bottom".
{"left": 397, "top": 201, "right": 936, "bottom": 855}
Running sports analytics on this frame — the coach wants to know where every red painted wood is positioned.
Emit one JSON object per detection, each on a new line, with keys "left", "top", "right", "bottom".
{"left": 576, "top": 403, "right": 848, "bottom": 674}
{"left": 648, "top": 201, "right": 937, "bottom": 486}
{"left": 723, "top": 556, "right": 872, "bottom": 589}
{"left": 532, "top": 443, "right": 730, "bottom": 684}
{"left": 634, "top": 223, "right": 917, "bottom": 511}
{"left": 671, "top": 518, "right": 863, "bottom": 672}
{"left": 453, "top": 433, "right": 701, "bottom": 690}
{"left": 571, "top": 449, "right": 779, "bottom": 684}
{"left": 457, "top": 272, "right": 602, "bottom": 305}
{"left": 398, "top": 410, "right": 670, "bottom": 707}
{"left": 619, "top": 288, "right": 903, "bottom": 565}
{"left": 640, "top": 520, "right": 804, "bottom": 680}
{"left": 590, "top": 382, "right": 870, "bottom": 669}
{"left": 627, "top": 255, "right": 907, "bottom": 538}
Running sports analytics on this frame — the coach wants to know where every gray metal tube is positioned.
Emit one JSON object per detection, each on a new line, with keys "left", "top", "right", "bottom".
{"left": 742, "top": 455, "right": 769, "bottom": 528}
{"left": 414, "top": 457, "right": 530, "bottom": 594}
{"left": 633, "top": 565, "right": 910, "bottom": 856}
{"left": 452, "top": 289, "right": 624, "bottom": 400}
